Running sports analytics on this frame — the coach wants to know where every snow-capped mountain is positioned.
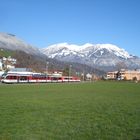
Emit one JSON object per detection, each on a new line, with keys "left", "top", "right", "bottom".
{"left": 42, "top": 43, "right": 132, "bottom": 59}
{"left": 41, "top": 43, "right": 140, "bottom": 71}
{"left": 1, "top": 32, "right": 140, "bottom": 71}
{"left": 0, "top": 33, "right": 41, "bottom": 55}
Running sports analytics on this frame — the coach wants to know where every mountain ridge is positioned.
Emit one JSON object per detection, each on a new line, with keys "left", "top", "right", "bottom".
{"left": 41, "top": 43, "right": 140, "bottom": 71}
{"left": 41, "top": 43, "right": 133, "bottom": 59}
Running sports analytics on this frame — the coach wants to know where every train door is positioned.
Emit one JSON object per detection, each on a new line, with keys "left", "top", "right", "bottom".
{"left": 19, "top": 76, "right": 28, "bottom": 83}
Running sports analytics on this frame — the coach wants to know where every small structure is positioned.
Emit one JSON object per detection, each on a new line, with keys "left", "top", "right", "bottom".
{"left": 107, "top": 71, "right": 118, "bottom": 79}
{"left": 86, "top": 73, "right": 92, "bottom": 81}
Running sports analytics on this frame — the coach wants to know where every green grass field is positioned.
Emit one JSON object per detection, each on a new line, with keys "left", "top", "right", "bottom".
{"left": 0, "top": 81, "right": 140, "bottom": 140}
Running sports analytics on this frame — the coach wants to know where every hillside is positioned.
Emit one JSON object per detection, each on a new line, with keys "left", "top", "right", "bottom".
{"left": 0, "top": 33, "right": 104, "bottom": 75}
{"left": 0, "top": 33, "right": 41, "bottom": 55}
{"left": 0, "top": 49, "right": 104, "bottom": 75}
{"left": 0, "top": 49, "right": 14, "bottom": 58}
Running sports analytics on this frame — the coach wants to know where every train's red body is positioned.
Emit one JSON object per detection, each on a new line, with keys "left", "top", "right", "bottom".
{"left": 1, "top": 71, "right": 80, "bottom": 83}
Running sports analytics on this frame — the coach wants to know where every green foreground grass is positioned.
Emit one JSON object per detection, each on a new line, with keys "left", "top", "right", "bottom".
{"left": 0, "top": 81, "right": 140, "bottom": 140}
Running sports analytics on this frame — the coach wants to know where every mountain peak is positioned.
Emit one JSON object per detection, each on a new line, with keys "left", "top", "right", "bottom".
{"left": 92, "top": 44, "right": 132, "bottom": 59}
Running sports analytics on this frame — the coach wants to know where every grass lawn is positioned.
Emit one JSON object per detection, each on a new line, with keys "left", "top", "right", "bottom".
{"left": 0, "top": 81, "right": 140, "bottom": 140}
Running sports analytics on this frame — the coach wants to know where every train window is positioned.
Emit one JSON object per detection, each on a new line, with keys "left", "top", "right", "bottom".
{"left": 13, "top": 76, "right": 17, "bottom": 79}
{"left": 52, "top": 77, "right": 57, "bottom": 80}
{"left": 6, "top": 76, "right": 10, "bottom": 79}
{"left": 64, "top": 78, "right": 68, "bottom": 80}
{"left": 7, "top": 76, "right": 17, "bottom": 79}
{"left": 32, "top": 74, "right": 46, "bottom": 80}
{"left": 19, "top": 76, "right": 27, "bottom": 80}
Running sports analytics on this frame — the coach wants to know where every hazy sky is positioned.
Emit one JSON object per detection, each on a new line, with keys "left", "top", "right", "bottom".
{"left": 0, "top": 0, "right": 140, "bottom": 56}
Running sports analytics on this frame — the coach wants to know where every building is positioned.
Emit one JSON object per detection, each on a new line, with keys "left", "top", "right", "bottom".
{"left": 1, "top": 56, "right": 17, "bottom": 70}
{"left": 107, "top": 71, "right": 118, "bottom": 79}
{"left": 122, "top": 70, "right": 140, "bottom": 81}
{"left": 2, "top": 56, "right": 17, "bottom": 65}
{"left": 107, "top": 69, "right": 140, "bottom": 81}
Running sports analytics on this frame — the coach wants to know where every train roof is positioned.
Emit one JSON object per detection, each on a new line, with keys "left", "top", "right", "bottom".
{"left": 7, "top": 71, "right": 33, "bottom": 75}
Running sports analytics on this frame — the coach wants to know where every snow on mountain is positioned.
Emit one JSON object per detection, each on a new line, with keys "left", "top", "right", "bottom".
{"left": 0, "top": 33, "right": 41, "bottom": 55}
{"left": 41, "top": 43, "right": 133, "bottom": 59}
{"left": 41, "top": 43, "right": 140, "bottom": 71}
{"left": 88, "top": 44, "right": 131, "bottom": 59}
{"left": 41, "top": 43, "right": 86, "bottom": 58}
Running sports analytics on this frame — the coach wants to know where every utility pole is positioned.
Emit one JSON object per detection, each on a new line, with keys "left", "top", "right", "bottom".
{"left": 46, "top": 61, "right": 49, "bottom": 74}
{"left": 69, "top": 65, "right": 72, "bottom": 82}
{"left": 81, "top": 71, "right": 84, "bottom": 82}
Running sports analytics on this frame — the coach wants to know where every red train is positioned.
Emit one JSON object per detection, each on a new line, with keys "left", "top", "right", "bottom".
{"left": 1, "top": 71, "right": 80, "bottom": 84}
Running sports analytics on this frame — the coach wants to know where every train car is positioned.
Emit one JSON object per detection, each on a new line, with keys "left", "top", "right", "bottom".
{"left": 1, "top": 71, "right": 32, "bottom": 83}
{"left": 30, "top": 73, "right": 47, "bottom": 83}
{"left": 1, "top": 71, "right": 80, "bottom": 84}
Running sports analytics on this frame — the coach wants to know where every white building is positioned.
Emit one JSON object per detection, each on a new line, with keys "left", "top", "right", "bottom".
{"left": 3, "top": 56, "right": 17, "bottom": 65}
{"left": 86, "top": 73, "right": 92, "bottom": 81}
{"left": 0, "top": 60, "right": 3, "bottom": 70}
{"left": 6, "top": 65, "right": 15, "bottom": 69}
{"left": 2, "top": 56, "right": 17, "bottom": 70}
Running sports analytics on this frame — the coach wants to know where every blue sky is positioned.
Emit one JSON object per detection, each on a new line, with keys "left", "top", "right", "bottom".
{"left": 0, "top": 0, "right": 140, "bottom": 56}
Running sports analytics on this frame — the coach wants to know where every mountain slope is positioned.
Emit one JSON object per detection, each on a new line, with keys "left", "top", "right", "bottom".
{"left": 0, "top": 33, "right": 41, "bottom": 55}
{"left": 41, "top": 43, "right": 140, "bottom": 71}
{"left": 0, "top": 33, "right": 103, "bottom": 75}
